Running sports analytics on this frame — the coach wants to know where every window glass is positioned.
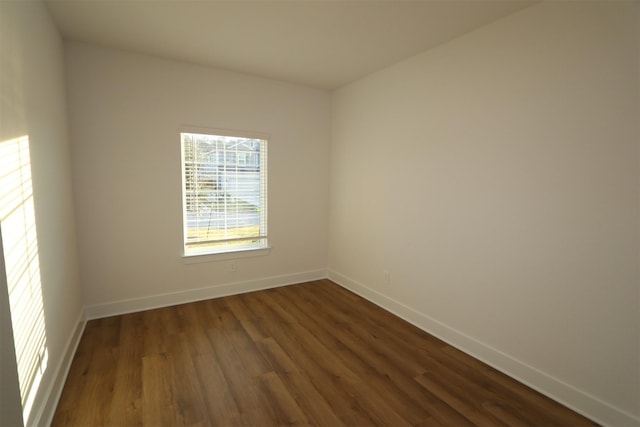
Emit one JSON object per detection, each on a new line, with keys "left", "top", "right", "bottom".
{"left": 181, "top": 131, "right": 268, "bottom": 256}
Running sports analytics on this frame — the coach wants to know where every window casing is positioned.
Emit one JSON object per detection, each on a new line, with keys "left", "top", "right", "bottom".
{"left": 181, "top": 129, "right": 268, "bottom": 256}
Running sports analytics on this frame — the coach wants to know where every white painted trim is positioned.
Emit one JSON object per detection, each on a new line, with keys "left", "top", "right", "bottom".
{"left": 327, "top": 269, "right": 640, "bottom": 427}
{"left": 85, "top": 269, "right": 327, "bottom": 320}
{"left": 31, "top": 309, "right": 86, "bottom": 427}
{"left": 180, "top": 125, "right": 270, "bottom": 141}
{"left": 182, "top": 247, "right": 271, "bottom": 264}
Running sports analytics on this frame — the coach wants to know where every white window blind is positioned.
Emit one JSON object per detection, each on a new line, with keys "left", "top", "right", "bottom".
{"left": 181, "top": 131, "right": 268, "bottom": 256}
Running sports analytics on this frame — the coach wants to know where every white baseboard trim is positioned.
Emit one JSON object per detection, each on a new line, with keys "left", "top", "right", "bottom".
{"left": 85, "top": 269, "right": 328, "bottom": 320}
{"left": 31, "top": 308, "right": 86, "bottom": 427}
{"left": 327, "top": 269, "right": 639, "bottom": 427}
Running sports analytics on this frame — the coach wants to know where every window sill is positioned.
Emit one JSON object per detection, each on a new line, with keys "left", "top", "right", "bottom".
{"left": 182, "top": 247, "right": 271, "bottom": 264}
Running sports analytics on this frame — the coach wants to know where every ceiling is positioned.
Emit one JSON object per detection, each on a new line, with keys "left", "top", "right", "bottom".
{"left": 45, "top": 0, "right": 536, "bottom": 90}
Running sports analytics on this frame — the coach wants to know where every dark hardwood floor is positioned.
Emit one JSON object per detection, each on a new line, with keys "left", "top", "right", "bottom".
{"left": 52, "top": 279, "right": 597, "bottom": 426}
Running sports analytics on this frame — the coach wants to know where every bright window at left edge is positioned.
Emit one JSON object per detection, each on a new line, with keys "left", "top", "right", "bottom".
{"left": 0, "top": 135, "right": 48, "bottom": 424}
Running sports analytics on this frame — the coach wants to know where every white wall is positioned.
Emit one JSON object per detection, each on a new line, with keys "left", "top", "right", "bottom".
{"left": 64, "top": 43, "right": 331, "bottom": 312}
{"left": 0, "top": 235, "right": 23, "bottom": 427}
{"left": 0, "top": 1, "right": 84, "bottom": 425}
{"left": 329, "top": 2, "right": 639, "bottom": 425}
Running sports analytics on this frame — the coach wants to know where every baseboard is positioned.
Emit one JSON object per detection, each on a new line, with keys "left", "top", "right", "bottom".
{"left": 85, "top": 269, "right": 328, "bottom": 320}
{"left": 31, "top": 308, "right": 86, "bottom": 427}
{"left": 327, "top": 269, "right": 639, "bottom": 427}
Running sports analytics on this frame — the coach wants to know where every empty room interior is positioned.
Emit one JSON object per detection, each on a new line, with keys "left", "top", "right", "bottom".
{"left": 1, "top": 0, "right": 639, "bottom": 426}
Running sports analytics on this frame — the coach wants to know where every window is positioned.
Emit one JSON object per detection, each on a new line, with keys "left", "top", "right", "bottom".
{"left": 181, "top": 129, "right": 268, "bottom": 256}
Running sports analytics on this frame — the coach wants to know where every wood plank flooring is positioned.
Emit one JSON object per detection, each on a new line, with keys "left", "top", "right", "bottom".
{"left": 52, "top": 279, "right": 597, "bottom": 426}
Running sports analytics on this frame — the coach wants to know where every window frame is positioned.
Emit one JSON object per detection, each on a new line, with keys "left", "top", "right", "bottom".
{"left": 180, "top": 127, "right": 269, "bottom": 260}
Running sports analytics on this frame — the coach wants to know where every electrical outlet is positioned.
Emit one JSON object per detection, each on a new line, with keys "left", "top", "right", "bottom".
{"left": 230, "top": 260, "right": 237, "bottom": 272}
